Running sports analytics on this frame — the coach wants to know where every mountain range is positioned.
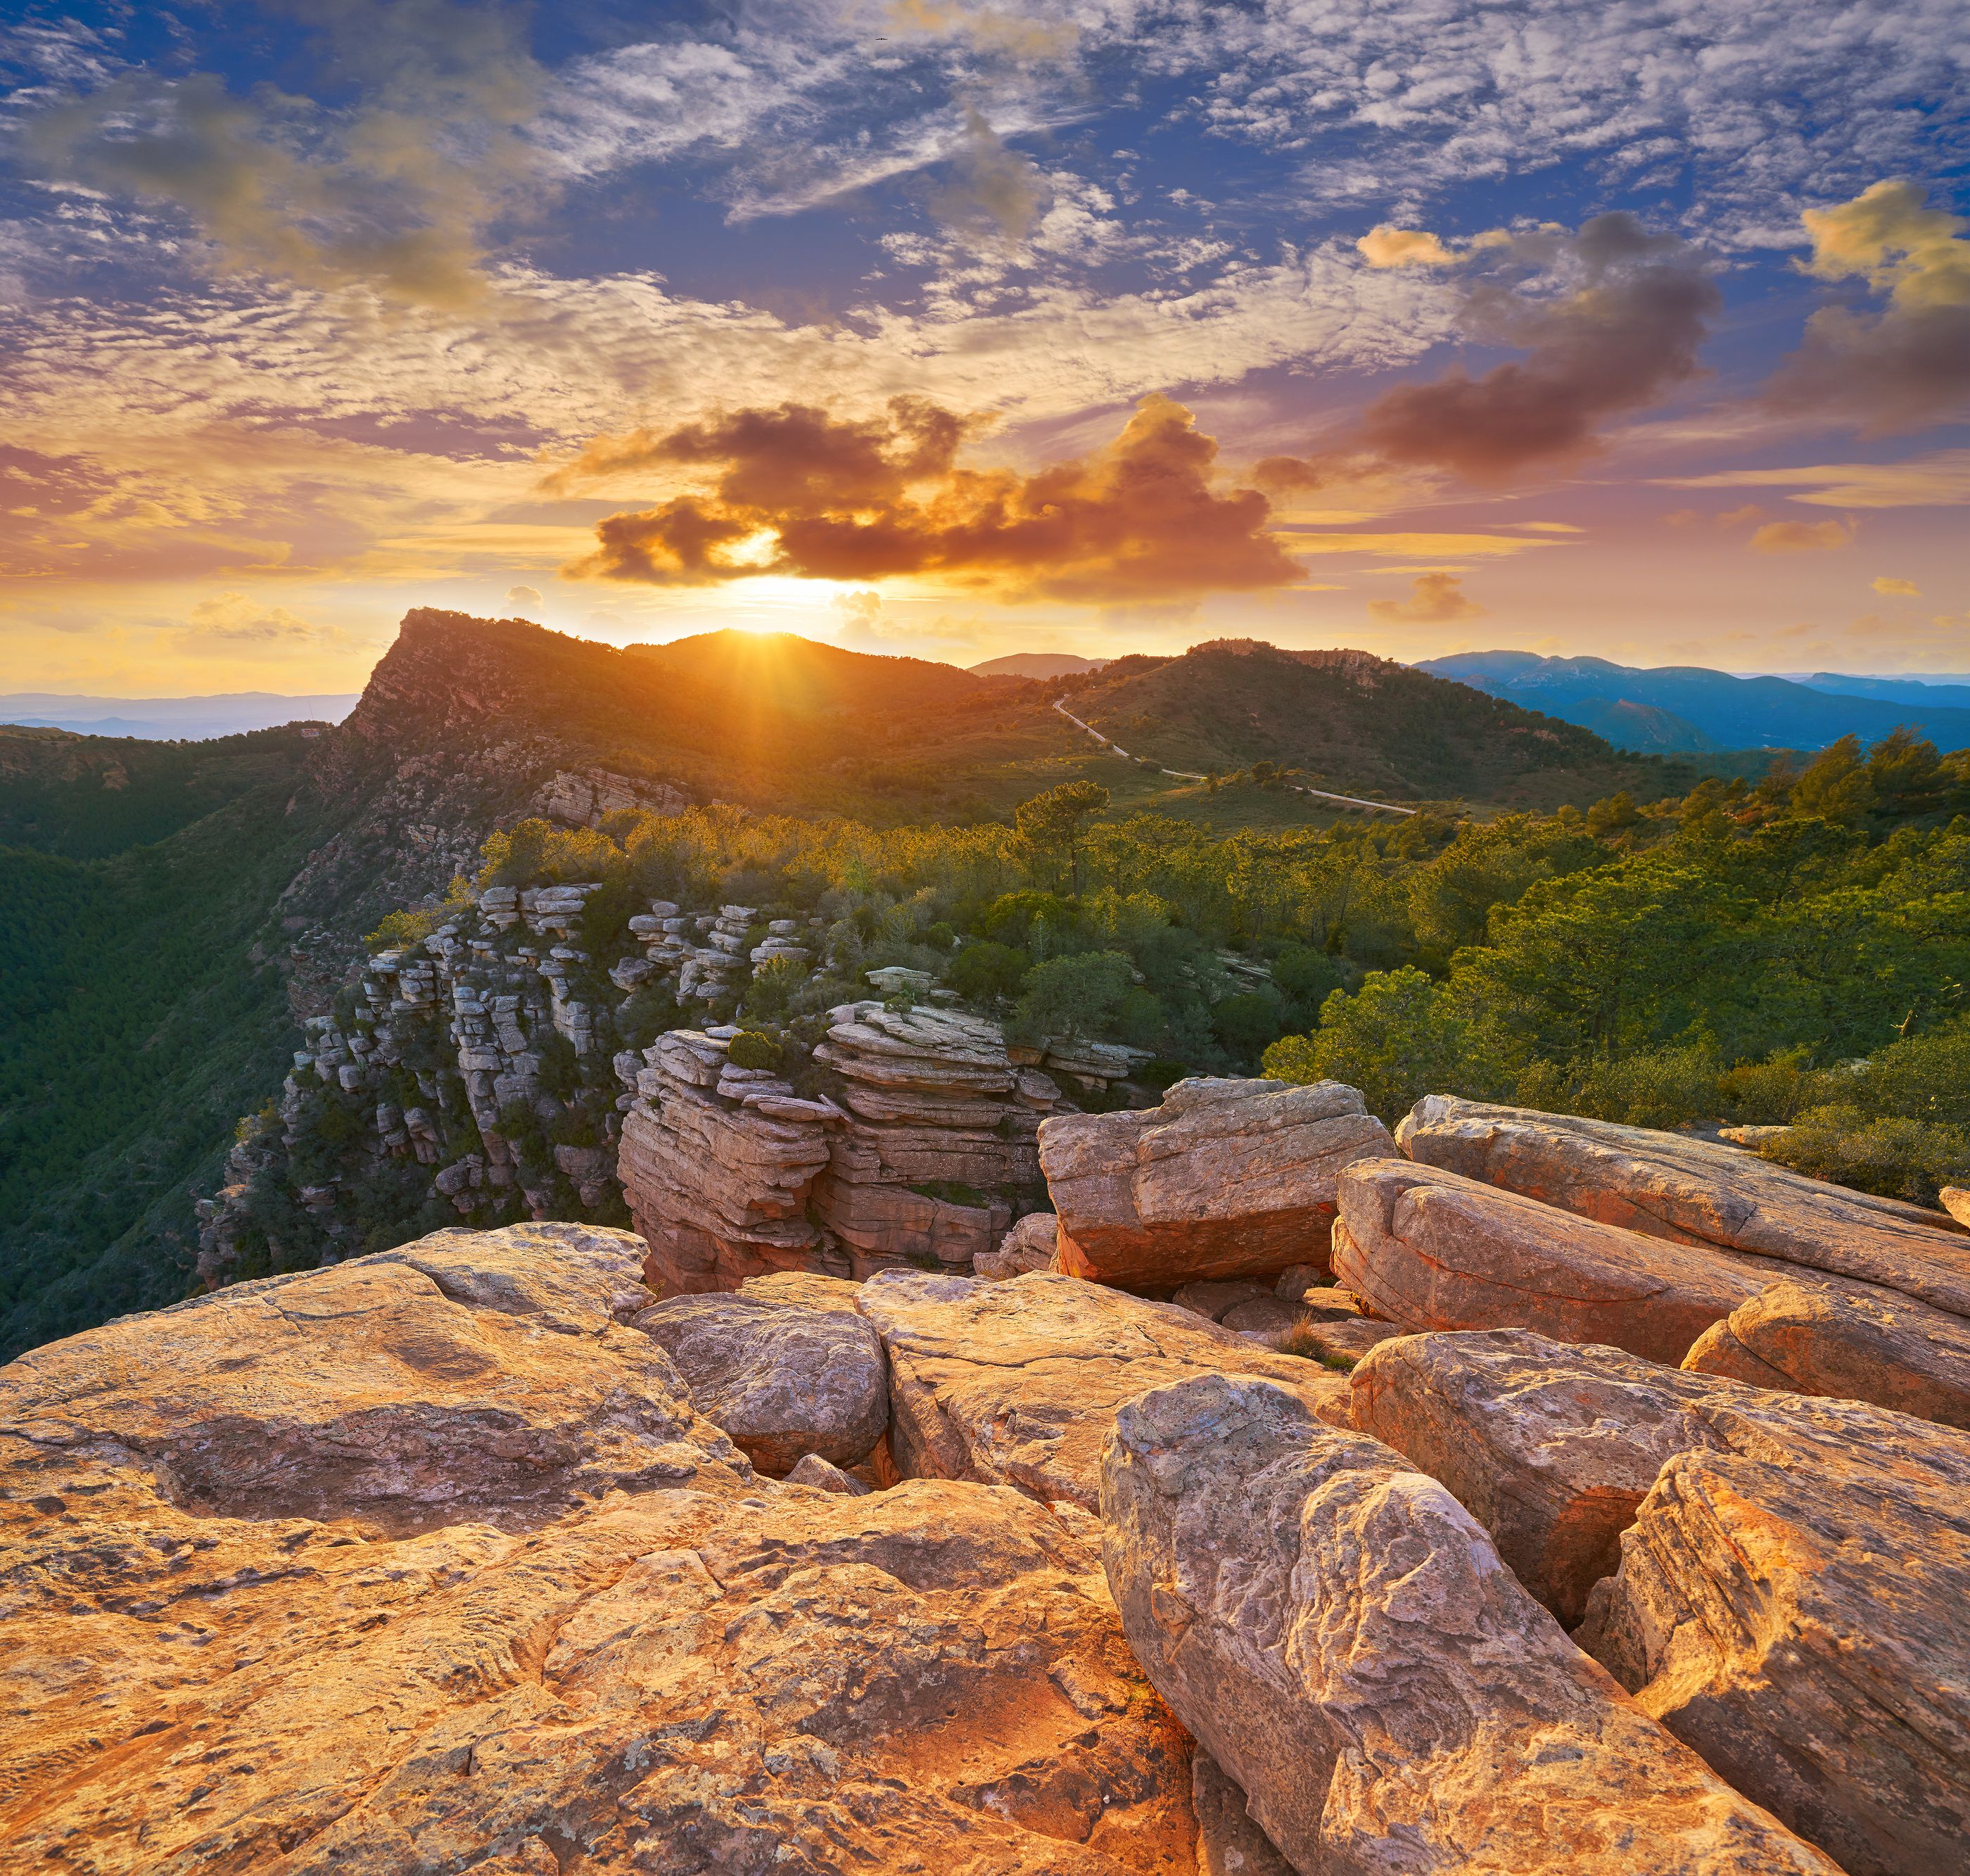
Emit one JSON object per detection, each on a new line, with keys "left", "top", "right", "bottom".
{"left": 0, "top": 690, "right": 362, "bottom": 740}
{"left": 1419, "top": 653, "right": 1970, "bottom": 754}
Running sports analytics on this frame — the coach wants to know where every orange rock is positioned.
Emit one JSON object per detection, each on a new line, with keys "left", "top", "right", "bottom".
{"left": 1333, "top": 1157, "right": 1771, "bottom": 1364}
{"left": 1039, "top": 1077, "right": 1394, "bottom": 1290}
{"left": 1399, "top": 1096, "right": 1970, "bottom": 1315}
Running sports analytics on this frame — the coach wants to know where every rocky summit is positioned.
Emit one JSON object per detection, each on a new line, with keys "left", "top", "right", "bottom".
{"left": 5, "top": 1082, "right": 1968, "bottom": 1872}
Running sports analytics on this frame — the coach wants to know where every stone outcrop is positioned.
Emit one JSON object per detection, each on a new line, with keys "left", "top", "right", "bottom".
{"left": 618, "top": 1027, "right": 842, "bottom": 1291}
{"left": 1578, "top": 1433, "right": 1970, "bottom": 1876}
{"left": 1399, "top": 1095, "right": 1970, "bottom": 1315}
{"left": 853, "top": 1269, "right": 1349, "bottom": 1511}
{"left": 738, "top": 1269, "right": 865, "bottom": 1311}
{"left": 975, "top": 1209, "right": 1059, "bottom": 1279}
{"left": 633, "top": 1291, "right": 889, "bottom": 1474}
{"left": 1682, "top": 1276, "right": 1970, "bottom": 1428}
{"left": 1334, "top": 1157, "right": 1772, "bottom": 1364}
{"left": 0, "top": 1224, "right": 1202, "bottom": 1875}
{"left": 1100, "top": 1371, "right": 1842, "bottom": 1875}
{"left": 1040, "top": 1077, "right": 1395, "bottom": 1291}
{"left": 811, "top": 1003, "right": 1065, "bottom": 1276}
{"left": 1191, "top": 1751, "right": 1294, "bottom": 1876}
{"left": 1945, "top": 1184, "right": 1970, "bottom": 1227}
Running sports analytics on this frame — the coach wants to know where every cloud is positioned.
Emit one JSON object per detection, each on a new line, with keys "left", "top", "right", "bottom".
{"left": 24, "top": 0, "right": 546, "bottom": 305}
{"left": 1872, "top": 576, "right": 1921, "bottom": 597}
{"left": 175, "top": 592, "right": 352, "bottom": 652}
{"left": 1354, "top": 214, "right": 1720, "bottom": 479}
{"left": 504, "top": 584, "right": 543, "bottom": 613}
{"left": 1651, "top": 450, "right": 1970, "bottom": 508}
{"left": 1765, "top": 182, "right": 1970, "bottom": 430}
{"left": 1367, "top": 571, "right": 1488, "bottom": 623}
{"left": 929, "top": 108, "right": 1048, "bottom": 241}
{"left": 1717, "top": 505, "right": 1765, "bottom": 528}
{"left": 1356, "top": 227, "right": 1458, "bottom": 269}
{"left": 560, "top": 393, "right": 1303, "bottom": 603}
{"left": 1749, "top": 516, "right": 1855, "bottom": 552}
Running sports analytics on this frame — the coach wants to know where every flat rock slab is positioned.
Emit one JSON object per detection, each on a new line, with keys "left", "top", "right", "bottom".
{"left": 1335, "top": 1158, "right": 1772, "bottom": 1364}
{"left": 854, "top": 1269, "right": 1349, "bottom": 1511}
{"left": 737, "top": 1269, "right": 865, "bottom": 1312}
{"left": 1683, "top": 1278, "right": 1970, "bottom": 1429}
{"left": 1039, "top": 1077, "right": 1394, "bottom": 1289}
{"left": 1352, "top": 1330, "right": 1970, "bottom": 1875}
{"left": 0, "top": 1222, "right": 754, "bottom": 1538}
{"left": 634, "top": 1292, "right": 889, "bottom": 1474}
{"left": 1100, "top": 1371, "right": 1841, "bottom": 1875}
{"left": 1399, "top": 1096, "right": 1970, "bottom": 1316}
{"left": 0, "top": 1225, "right": 1202, "bottom": 1875}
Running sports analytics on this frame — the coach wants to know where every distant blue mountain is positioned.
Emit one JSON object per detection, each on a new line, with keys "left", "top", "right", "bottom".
{"left": 1416, "top": 654, "right": 1970, "bottom": 754}
{"left": 0, "top": 691, "right": 360, "bottom": 741}
{"left": 1796, "top": 673, "right": 1970, "bottom": 710}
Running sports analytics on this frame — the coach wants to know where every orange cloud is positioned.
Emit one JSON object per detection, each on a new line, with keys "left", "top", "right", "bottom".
{"left": 560, "top": 394, "right": 1302, "bottom": 603}
{"left": 1749, "top": 517, "right": 1855, "bottom": 553}
{"left": 1367, "top": 572, "right": 1488, "bottom": 623}
{"left": 1356, "top": 227, "right": 1459, "bottom": 269}
{"left": 1872, "top": 576, "right": 1921, "bottom": 597}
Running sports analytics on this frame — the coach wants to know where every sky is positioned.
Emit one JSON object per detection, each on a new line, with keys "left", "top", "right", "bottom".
{"left": 1, "top": 0, "right": 1966, "bottom": 695}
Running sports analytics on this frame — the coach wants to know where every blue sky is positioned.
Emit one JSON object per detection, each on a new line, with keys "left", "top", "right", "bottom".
{"left": 1, "top": 0, "right": 1965, "bottom": 690}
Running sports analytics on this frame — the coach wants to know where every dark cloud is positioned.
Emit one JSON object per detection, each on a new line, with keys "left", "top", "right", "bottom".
{"left": 1354, "top": 214, "right": 1720, "bottom": 480}
{"left": 560, "top": 393, "right": 1302, "bottom": 603}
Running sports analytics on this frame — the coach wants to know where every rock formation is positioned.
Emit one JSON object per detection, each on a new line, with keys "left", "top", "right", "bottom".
{"left": 1399, "top": 1095, "right": 1970, "bottom": 1314}
{"left": 1333, "top": 1157, "right": 1773, "bottom": 1364}
{"left": 1040, "top": 1077, "right": 1394, "bottom": 1291}
{"left": 0, "top": 1224, "right": 1200, "bottom": 1874}
{"left": 1682, "top": 1276, "right": 1970, "bottom": 1429}
{"left": 1100, "top": 1371, "right": 1842, "bottom": 1875}
{"left": 853, "top": 1269, "right": 1351, "bottom": 1510}
{"left": 633, "top": 1290, "right": 889, "bottom": 1474}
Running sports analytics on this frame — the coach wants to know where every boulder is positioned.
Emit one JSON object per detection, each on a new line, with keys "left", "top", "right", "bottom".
{"left": 1173, "top": 1279, "right": 1274, "bottom": 1321}
{"left": 0, "top": 1222, "right": 754, "bottom": 1538}
{"left": 1399, "top": 1095, "right": 1970, "bottom": 1316}
{"left": 0, "top": 1228, "right": 1203, "bottom": 1874}
{"left": 1335, "top": 1158, "right": 1770, "bottom": 1364}
{"left": 784, "top": 1452, "right": 871, "bottom": 1495}
{"left": 1191, "top": 1750, "right": 1294, "bottom": 1876}
{"left": 1578, "top": 1444, "right": 1970, "bottom": 1876}
{"left": 853, "top": 1269, "right": 1349, "bottom": 1511}
{"left": 1945, "top": 1185, "right": 1970, "bottom": 1228}
{"left": 1352, "top": 1330, "right": 1970, "bottom": 1874}
{"left": 1100, "top": 1372, "right": 1841, "bottom": 1875}
{"left": 1683, "top": 1278, "right": 1970, "bottom": 1429}
{"left": 974, "top": 1210, "right": 1058, "bottom": 1281}
{"left": 633, "top": 1292, "right": 889, "bottom": 1474}
{"left": 1039, "top": 1077, "right": 1395, "bottom": 1290}
{"left": 737, "top": 1269, "right": 865, "bottom": 1312}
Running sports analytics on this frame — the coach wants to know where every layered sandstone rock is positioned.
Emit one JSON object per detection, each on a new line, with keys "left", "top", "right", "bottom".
{"left": 618, "top": 1028, "right": 841, "bottom": 1291}
{"left": 1100, "top": 1371, "right": 1842, "bottom": 1875}
{"left": 1040, "top": 1077, "right": 1394, "bottom": 1290}
{"left": 1399, "top": 1095, "right": 1970, "bottom": 1314}
{"left": 0, "top": 1227, "right": 1201, "bottom": 1875}
{"left": 633, "top": 1292, "right": 889, "bottom": 1474}
{"left": 1334, "top": 1158, "right": 1772, "bottom": 1364}
{"left": 1683, "top": 1277, "right": 1970, "bottom": 1428}
{"left": 853, "top": 1269, "right": 1349, "bottom": 1511}
{"left": 811, "top": 1003, "right": 1066, "bottom": 1277}
{"left": 1577, "top": 1441, "right": 1970, "bottom": 1876}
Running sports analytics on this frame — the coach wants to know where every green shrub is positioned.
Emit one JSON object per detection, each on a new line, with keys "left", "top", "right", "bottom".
{"left": 727, "top": 1029, "right": 783, "bottom": 1072}
{"left": 948, "top": 939, "right": 1031, "bottom": 1003}
{"left": 1760, "top": 1106, "right": 1969, "bottom": 1207}
{"left": 1011, "top": 950, "right": 1134, "bottom": 1042}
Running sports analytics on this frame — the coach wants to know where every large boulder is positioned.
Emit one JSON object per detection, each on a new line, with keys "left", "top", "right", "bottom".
{"left": 1577, "top": 1442, "right": 1970, "bottom": 1876}
{"left": 853, "top": 1269, "right": 1349, "bottom": 1511}
{"left": 1350, "top": 1328, "right": 1970, "bottom": 1623}
{"left": 0, "top": 1221, "right": 754, "bottom": 1538}
{"left": 1399, "top": 1096, "right": 1970, "bottom": 1315}
{"left": 1099, "top": 1372, "right": 1842, "bottom": 1875}
{"left": 1352, "top": 1330, "right": 1970, "bottom": 1875}
{"left": 1038, "top": 1077, "right": 1395, "bottom": 1290}
{"left": 1333, "top": 1158, "right": 1771, "bottom": 1364}
{"left": 0, "top": 1227, "right": 1202, "bottom": 1874}
{"left": 1682, "top": 1278, "right": 1970, "bottom": 1429}
{"left": 633, "top": 1292, "right": 889, "bottom": 1474}
{"left": 1191, "top": 1750, "right": 1294, "bottom": 1876}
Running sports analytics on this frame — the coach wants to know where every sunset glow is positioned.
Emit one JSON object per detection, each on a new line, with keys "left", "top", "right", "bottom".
{"left": 1, "top": 2, "right": 1964, "bottom": 692}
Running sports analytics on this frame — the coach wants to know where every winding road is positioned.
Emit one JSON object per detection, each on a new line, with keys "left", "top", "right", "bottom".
{"left": 1052, "top": 697, "right": 1418, "bottom": 817}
